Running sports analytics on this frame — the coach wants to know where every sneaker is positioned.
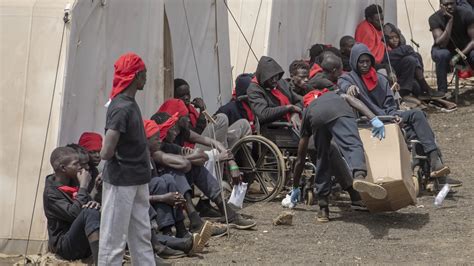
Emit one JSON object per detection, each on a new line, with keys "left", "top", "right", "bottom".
{"left": 316, "top": 207, "right": 330, "bottom": 223}
{"left": 229, "top": 214, "right": 256, "bottom": 229}
{"left": 430, "top": 90, "right": 446, "bottom": 99}
{"left": 353, "top": 179, "right": 387, "bottom": 200}
{"left": 196, "top": 199, "right": 222, "bottom": 218}
{"left": 211, "top": 223, "right": 229, "bottom": 237}
{"left": 156, "top": 246, "right": 186, "bottom": 259}
{"left": 351, "top": 200, "right": 369, "bottom": 211}
{"left": 438, "top": 176, "right": 462, "bottom": 188}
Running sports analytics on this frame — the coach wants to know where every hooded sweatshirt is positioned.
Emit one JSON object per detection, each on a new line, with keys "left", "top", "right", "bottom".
{"left": 338, "top": 43, "right": 399, "bottom": 116}
{"left": 247, "top": 56, "right": 302, "bottom": 124}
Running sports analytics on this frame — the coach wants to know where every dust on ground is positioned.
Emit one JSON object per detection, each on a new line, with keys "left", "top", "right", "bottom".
{"left": 177, "top": 89, "right": 474, "bottom": 265}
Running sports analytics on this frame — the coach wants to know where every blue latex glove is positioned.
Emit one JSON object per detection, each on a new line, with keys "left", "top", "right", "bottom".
{"left": 370, "top": 117, "right": 385, "bottom": 140}
{"left": 290, "top": 187, "right": 301, "bottom": 203}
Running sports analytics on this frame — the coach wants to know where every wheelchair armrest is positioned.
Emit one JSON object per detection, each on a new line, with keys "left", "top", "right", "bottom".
{"left": 267, "top": 121, "right": 293, "bottom": 128}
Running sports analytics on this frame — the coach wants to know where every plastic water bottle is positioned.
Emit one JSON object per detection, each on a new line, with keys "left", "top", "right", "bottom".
{"left": 434, "top": 184, "right": 450, "bottom": 207}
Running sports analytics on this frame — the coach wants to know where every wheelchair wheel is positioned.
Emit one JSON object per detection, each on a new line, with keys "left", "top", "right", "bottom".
{"left": 231, "top": 135, "right": 286, "bottom": 202}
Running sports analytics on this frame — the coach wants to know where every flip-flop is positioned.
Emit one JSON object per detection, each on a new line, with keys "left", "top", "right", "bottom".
{"left": 195, "top": 221, "right": 212, "bottom": 253}
{"left": 431, "top": 166, "right": 451, "bottom": 178}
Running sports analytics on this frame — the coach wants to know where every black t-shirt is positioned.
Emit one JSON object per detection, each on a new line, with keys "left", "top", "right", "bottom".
{"left": 103, "top": 94, "right": 151, "bottom": 186}
{"left": 300, "top": 91, "right": 355, "bottom": 137}
{"left": 429, "top": 8, "right": 474, "bottom": 51}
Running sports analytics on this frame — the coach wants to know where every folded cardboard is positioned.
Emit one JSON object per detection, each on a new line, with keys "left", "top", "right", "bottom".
{"left": 358, "top": 124, "right": 417, "bottom": 212}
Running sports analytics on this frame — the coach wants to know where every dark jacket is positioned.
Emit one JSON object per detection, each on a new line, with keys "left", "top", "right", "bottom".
{"left": 43, "top": 174, "right": 91, "bottom": 252}
{"left": 338, "top": 43, "right": 400, "bottom": 116}
{"left": 215, "top": 100, "right": 248, "bottom": 126}
{"left": 247, "top": 56, "right": 303, "bottom": 124}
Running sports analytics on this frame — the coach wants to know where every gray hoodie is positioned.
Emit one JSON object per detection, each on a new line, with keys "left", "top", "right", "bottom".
{"left": 247, "top": 56, "right": 302, "bottom": 124}
{"left": 338, "top": 43, "right": 399, "bottom": 116}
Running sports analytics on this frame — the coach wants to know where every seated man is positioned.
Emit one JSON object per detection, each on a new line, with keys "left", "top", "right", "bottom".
{"left": 340, "top": 36, "right": 355, "bottom": 72}
{"left": 308, "top": 51, "right": 342, "bottom": 92}
{"left": 288, "top": 60, "right": 310, "bottom": 97}
{"left": 43, "top": 147, "right": 100, "bottom": 263}
{"left": 355, "top": 4, "right": 386, "bottom": 66}
{"left": 338, "top": 43, "right": 460, "bottom": 186}
{"left": 150, "top": 113, "right": 257, "bottom": 231}
{"left": 384, "top": 23, "right": 446, "bottom": 99}
{"left": 215, "top": 73, "right": 256, "bottom": 133}
{"left": 172, "top": 78, "right": 251, "bottom": 150}
{"left": 293, "top": 83, "right": 387, "bottom": 222}
{"left": 429, "top": 0, "right": 474, "bottom": 94}
{"left": 143, "top": 119, "right": 211, "bottom": 257}
{"left": 247, "top": 56, "right": 303, "bottom": 129}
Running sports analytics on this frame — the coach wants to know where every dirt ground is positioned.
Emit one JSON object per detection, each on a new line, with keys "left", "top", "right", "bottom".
{"left": 176, "top": 88, "right": 474, "bottom": 265}
{"left": 2, "top": 88, "right": 473, "bottom": 265}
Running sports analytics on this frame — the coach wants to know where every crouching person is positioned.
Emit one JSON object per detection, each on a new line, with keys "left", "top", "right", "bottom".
{"left": 292, "top": 88, "right": 388, "bottom": 222}
{"left": 43, "top": 147, "right": 100, "bottom": 263}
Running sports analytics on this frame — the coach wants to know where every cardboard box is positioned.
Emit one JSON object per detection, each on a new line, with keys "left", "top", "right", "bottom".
{"left": 358, "top": 124, "right": 417, "bottom": 212}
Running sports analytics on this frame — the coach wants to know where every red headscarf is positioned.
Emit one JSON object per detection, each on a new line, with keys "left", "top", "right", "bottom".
{"left": 303, "top": 89, "right": 329, "bottom": 107}
{"left": 143, "top": 119, "right": 160, "bottom": 139}
{"left": 157, "top": 112, "right": 180, "bottom": 141}
{"left": 362, "top": 68, "right": 378, "bottom": 91}
{"left": 78, "top": 132, "right": 102, "bottom": 152}
{"left": 158, "top": 99, "right": 189, "bottom": 117}
{"left": 106, "top": 53, "right": 146, "bottom": 106}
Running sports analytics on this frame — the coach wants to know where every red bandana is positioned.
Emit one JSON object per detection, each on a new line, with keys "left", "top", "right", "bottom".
{"left": 362, "top": 68, "right": 378, "bottom": 91}
{"left": 303, "top": 88, "right": 330, "bottom": 107}
{"left": 58, "top": 186, "right": 79, "bottom": 200}
{"left": 107, "top": 53, "right": 146, "bottom": 104}
{"left": 78, "top": 132, "right": 102, "bottom": 152}
{"left": 241, "top": 102, "right": 256, "bottom": 132}
{"left": 143, "top": 119, "right": 160, "bottom": 139}
{"left": 157, "top": 112, "right": 180, "bottom": 141}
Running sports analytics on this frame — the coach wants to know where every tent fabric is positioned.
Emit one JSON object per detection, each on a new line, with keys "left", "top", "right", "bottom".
{"left": 164, "top": 0, "right": 232, "bottom": 113}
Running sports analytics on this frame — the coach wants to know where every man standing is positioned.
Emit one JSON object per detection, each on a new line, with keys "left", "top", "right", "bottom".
{"left": 429, "top": 0, "right": 474, "bottom": 95}
{"left": 98, "top": 53, "right": 158, "bottom": 265}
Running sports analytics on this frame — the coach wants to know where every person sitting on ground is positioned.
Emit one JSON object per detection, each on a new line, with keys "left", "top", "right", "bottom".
{"left": 247, "top": 56, "right": 303, "bottom": 130}
{"left": 215, "top": 73, "right": 256, "bottom": 133}
{"left": 172, "top": 78, "right": 251, "bottom": 150}
{"left": 78, "top": 132, "right": 103, "bottom": 202}
{"left": 384, "top": 23, "right": 447, "bottom": 100}
{"left": 338, "top": 43, "right": 461, "bottom": 187}
{"left": 151, "top": 112, "right": 257, "bottom": 233}
{"left": 143, "top": 119, "right": 211, "bottom": 258}
{"left": 429, "top": 0, "right": 474, "bottom": 95}
{"left": 355, "top": 4, "right": 386, "bottom": 66}
{"left": 43, "top": 147, "right": 100, "bottom": 264}
{"left": 288, "top": 60, "right": 311, "bottom": 97}
{"left": 340, "top": 36, "right": 356, "bottom": 72}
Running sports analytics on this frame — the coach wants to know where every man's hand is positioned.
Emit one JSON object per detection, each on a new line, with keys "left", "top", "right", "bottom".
{"left": 290, "top": 113, "right": 301, "bottom": 132}
{"left": 77, "top": 169, "right": 92, "bottom": 188}
{"left": 82, "top": 201, "right": 101, "bottom": 209}
{"left": 218, "top": 149, "right": 234, "bottom": 161}
{"left": 213, "top": 140, "right": 227, "bottom": 153}
{"left": 94, "top": 173, "right": 103, "bottom": 191}
{"left": 181, "top": 147, "right": 194, "bottom": 156}
{"left": 347, "top": 85, "right": 360, "bottom": 97}
{"left": 192, "top": 98, "right": 206, "bottom": 111}
{"left": 161, "top": 192, "right": 186, "bottom": 206}
{"left": 287, "top": 105, "right": 302, "bottom": 113}
{"left": 441, "top": 5, "right": 454, "bottom": 20}
{"left": 392, "top": 115, "right": 402, "bottom": 125}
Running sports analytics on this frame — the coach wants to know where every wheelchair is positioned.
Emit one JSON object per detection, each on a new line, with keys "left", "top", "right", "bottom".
{"left": 230, "top": 120, "right": 317, "bottom": 203}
